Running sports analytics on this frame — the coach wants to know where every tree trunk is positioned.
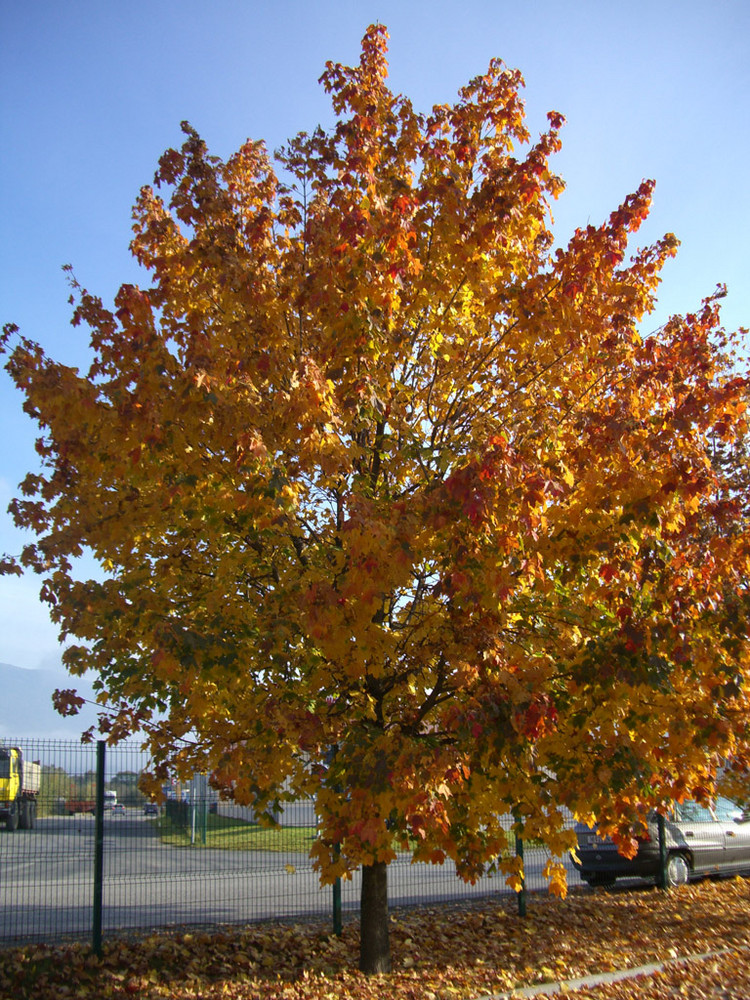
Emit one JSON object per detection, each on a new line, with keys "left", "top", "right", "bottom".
{"left": 359, "top": 861, "right": 391, "bottom": 974}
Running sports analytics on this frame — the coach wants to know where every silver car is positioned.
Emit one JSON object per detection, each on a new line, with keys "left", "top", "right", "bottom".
{"left": 573, "top": 796, "right": 750, "bottom": 888}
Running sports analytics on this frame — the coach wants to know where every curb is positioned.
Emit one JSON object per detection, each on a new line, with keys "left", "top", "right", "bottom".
{"left": 475, "top": 944, "right": 750, "bottom": 998}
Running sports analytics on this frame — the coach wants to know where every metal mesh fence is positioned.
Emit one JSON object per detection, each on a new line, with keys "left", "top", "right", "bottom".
{"left": 0, "top": 737, "right": 573, "bottom": 947}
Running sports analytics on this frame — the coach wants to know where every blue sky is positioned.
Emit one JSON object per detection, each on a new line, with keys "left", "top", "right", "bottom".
{"left": 1, "top": 0, "right": 749, "bottom": 677}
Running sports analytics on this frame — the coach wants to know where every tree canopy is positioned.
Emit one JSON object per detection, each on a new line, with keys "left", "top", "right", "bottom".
{"left": 3, "top": 24, "right": 749, "bottom": 973}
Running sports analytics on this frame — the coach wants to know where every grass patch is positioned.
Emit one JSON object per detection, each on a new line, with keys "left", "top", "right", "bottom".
{"left": 155, "top": 811, "right": 316, "bottom": 852}
{"left": 153, "top": 810, "right": 543, "bottom": 858}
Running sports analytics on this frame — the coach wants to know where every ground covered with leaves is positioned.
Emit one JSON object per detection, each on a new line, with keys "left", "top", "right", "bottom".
{"left": 1, "top": 879, "right": 749, "bottom": 999}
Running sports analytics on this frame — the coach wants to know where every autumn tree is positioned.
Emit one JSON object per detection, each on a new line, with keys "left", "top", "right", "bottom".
{"left": 3, "top": 25, "right": 750, "bottom": 974}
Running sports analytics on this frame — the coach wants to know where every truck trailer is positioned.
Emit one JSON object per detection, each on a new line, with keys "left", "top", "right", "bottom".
{"left": 0, "top": 746, "right": 41, "bottom": 831}
{"left": 66, "top": 799, "right": 95, "bottom": 815}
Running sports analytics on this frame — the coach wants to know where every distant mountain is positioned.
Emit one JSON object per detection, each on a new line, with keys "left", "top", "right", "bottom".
{"left": 0, "top": 661, "right": 100, "bottom": 740}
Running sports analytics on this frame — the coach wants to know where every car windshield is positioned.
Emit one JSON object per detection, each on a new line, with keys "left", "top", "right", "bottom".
{"left": 714, "top": 796, "right": 744, "bottom": 822}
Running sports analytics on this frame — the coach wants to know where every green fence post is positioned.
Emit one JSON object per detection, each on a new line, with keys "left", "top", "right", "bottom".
{"left": 327, "top": 744, "right": 343, "bottom": 936}
{"left": 332, "top": 868, "right": 342, "bottom": 936}
{"left": 658, "top": 813, "right": 668, "bottom": 890}
{"left": 515, "top": 834, "right": 527, "bottom": 918}
{"left": 93, "top": 740, "right": 105, "bottom": 957}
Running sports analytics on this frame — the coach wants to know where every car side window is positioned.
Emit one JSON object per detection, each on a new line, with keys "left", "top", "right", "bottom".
{"left": 675, "top": 801, "right": 714, "bottom": 823}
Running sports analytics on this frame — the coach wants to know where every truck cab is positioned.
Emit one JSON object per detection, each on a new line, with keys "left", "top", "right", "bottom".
{"left": 0, "top": 746, "right": 41, "bottom": 831}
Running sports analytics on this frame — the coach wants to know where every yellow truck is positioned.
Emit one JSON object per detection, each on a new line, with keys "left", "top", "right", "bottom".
{"left": 0, "top": 746, "right": 41, "bottom": 831}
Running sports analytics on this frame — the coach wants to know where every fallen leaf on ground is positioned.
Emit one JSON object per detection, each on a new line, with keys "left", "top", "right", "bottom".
{"left": 0, "top": 879, "right": 748, "bottom": 999}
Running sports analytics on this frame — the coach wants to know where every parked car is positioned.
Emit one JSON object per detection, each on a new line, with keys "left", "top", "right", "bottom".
{"left": 111, "top": 803, "right": 125, "bottom": 815}
{"left": 573, "top": 796, "right": 750, "bottom": 888}
{"left": 143, "top": 802, "right": 159, "bottom": 816}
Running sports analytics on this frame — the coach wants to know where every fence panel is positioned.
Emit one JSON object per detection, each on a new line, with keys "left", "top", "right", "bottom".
{"left": 0, "top": 739, "right": 99, "bottom": 944}
{"left": 0, "top": 737, "right": 579, "bottom": 946}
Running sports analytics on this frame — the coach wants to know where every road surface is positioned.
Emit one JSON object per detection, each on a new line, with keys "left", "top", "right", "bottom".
{"left": 0, "top": 810, "right": 587, "bottom": 945}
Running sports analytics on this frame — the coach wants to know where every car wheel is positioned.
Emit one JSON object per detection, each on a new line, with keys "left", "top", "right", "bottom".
{"left": 666, "top": 853, "right": 690, "bottom": 887}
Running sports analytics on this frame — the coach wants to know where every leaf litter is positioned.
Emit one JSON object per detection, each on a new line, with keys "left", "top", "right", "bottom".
{"left": 1, "top": 878, "right": 748, "bottom": 999}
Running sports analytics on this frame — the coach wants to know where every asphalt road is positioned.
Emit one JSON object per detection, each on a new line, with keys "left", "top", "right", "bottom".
{"left": 0, "top": 811, "right": 587, "bottom": 945}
